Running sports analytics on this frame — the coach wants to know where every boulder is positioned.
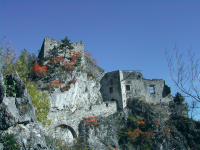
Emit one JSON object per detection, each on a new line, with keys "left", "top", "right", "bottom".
{"left": 0, "top": 63, "right": 56, "bottom": 149}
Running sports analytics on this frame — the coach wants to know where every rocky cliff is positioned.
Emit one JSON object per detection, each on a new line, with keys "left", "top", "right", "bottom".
{"left": 0, "top": 64, "right": 57, "bottom": 149}
{"left": 1, "top": 54, "right": 200, "bottom": 149}
{"left": 34, "top": 66, "right": 118, "bottom": 148}
{"left": 78, "top": 97, "right": 200, "bottom": 150}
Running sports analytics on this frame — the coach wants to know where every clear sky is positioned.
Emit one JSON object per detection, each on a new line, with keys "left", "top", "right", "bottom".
{"left": 1, "top": 0, "right": 200, "bottom": 120}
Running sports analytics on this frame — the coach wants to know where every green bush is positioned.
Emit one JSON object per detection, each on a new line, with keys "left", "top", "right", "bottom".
{"left": 3, "top": 77, "right": 16, "bottom": 97}
{"left": 174, "top": 92, "right": 185, "bottom": 104}
{"left": 0, "top": 133, "right": 19, "bottom": 150}
{"left": 24, "top": 79, "right": 51, "bottom": 126}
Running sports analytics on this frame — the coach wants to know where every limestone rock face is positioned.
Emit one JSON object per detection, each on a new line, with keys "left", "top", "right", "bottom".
{"left": 78, "top": 98, "right": 200, "bottom": 150}
{"left": 34, "top": 67, "right": 115, "bottom": 146}
{"left": 36, "top": 68, "right": 102, "bottom": 112}
{"left": 0, "top": 64, "right": 55, "bottom": 149}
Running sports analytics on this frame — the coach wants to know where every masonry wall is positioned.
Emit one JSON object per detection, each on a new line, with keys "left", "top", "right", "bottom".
{"left": 100, "top": 70, "right": 124, "bottom": 111}
{"left": 39, "top": 101, "right": 117, "bottom": 145}
{"left": 119, "top": 70, "right": 127, "bottom": 109}
{"left": 122, "top": 71, "right": 173, "bottom": 104}
{"left": 121, "top": 71, "right": 143, "bottom": 107}
{"left": 82, "top": 55, "right": 106, "bottom": 82}
{"left": 38, "top": 37, "right": 85, "bottom": 67}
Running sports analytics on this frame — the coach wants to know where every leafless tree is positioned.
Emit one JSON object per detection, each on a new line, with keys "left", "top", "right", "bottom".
{"left": 184, "top": 97, "right": 200, "bottom": 120}
{"left": 165, "top": 44, "right": 200, "bottom": 103}
{"left": 0, "top": 36, "right": 18, "bottom": 77}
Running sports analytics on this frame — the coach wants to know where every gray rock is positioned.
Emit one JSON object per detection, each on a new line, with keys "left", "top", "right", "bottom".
{"left": 0, "top": 64, "right": 55, "bottom": 149}
{"left": 0, "top": 143, "right": 3, "bottom": 150}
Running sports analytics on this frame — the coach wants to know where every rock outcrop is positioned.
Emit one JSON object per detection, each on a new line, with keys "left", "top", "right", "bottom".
{"left": 33, "top": 67, "right": 117, "bottom": 147}
{"left": 0, "top": 64, "right": 56, "bottom": 149}
{"left": 1, "top": 62, "right": 200, "bottom": 149}
{"left": 78, "top": 98, "right": 200, "bottom": 150}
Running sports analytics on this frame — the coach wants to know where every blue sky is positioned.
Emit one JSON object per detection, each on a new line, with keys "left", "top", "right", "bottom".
{"left": 1, "top": 0, "right": 200, "bottom": 120}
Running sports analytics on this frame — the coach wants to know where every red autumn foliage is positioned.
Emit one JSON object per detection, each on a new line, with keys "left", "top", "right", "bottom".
{"left": 128, "top": 126, "right": 141, "bottom": 138}
{"left": 156, "top": 119, "right": 160, "bottom": 126}
{"left": 51, "top": 79, "right": 63, "bottom": 88}
{"left": 163, "top": 128, "right": 168, "bottom": 133}
{"left": 20, "top": 106, "right": 25, "bottom": 109}
{"left": 163, "top": 128, "right": 171, "bottom": 136}
{"left": 150, "top": 131, "right": 156, "bottom": 136}
{"left": 47, "top": 50, "right": 83, "bottom": 71}
{"left": 84, "top": 116, "right": 99, "bottom": 129}
{"left": 139, "top": 119, "right": 145, "bottom": 125}
{"left": 70, "top": 50, "right": 83, "bottom": 60}
{"left": 32, "top": 49, "right": 96, "bottom": 93}
{"left": 31, "top": 62, "right": 48, "bottom": 77}
{"left": 60, "top": 84, "right": 70, "bottom": 91}
{"left": 48, "top": 57, "right": 65, "bottom": 67}
{"left": 42, "top": 79, "right": 63, "bottom": 89}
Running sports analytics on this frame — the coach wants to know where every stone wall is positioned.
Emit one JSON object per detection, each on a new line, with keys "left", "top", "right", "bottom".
{"left": 38, "top": 37, "right": 84, "bottom": 62}
{"left": 121, "top": 70, "right": 173, "bottom": 105}
{"left": 39, "top": 100, "right": 117, "bottom": 145}
{"left": 100, "top": 70, "right": 125, "bottom": 111}
{"left": 37, "top": 37, "right": 84, "bottom": 67}
{"left": 82, "top": 55, "right": 107, "bottom": 82}
{"left": 100, "top": 70, "right": 174, "bottom": 112}
{"left": 124, "top": 77, "right": 173, "bottom": 104}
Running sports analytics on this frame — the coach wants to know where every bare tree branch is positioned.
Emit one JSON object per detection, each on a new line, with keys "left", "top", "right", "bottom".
{"left": 165, "top": 44, "right": 200, "bottom": 102}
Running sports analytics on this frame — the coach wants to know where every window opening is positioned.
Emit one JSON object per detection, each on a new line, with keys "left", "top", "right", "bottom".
{"left": 150, "top": 86, "right": 155, "bottom": 93}
{"left": 126, "top": 85, "right": 130, "bottom": 91}
{"left": 110, "top": 87, "right": 113, "bottom": 93}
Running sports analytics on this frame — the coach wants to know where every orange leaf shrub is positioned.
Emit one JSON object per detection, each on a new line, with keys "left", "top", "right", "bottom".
{"left": 70, "top": 50, "right": 82, "bottom": 60}
{"left": 84, "top": 116, "right": 99, "bottom": 129}
{"left": 128, "top": 126, "right": 141, "bottom": 140}
{"left": 20, "top": 106, "right": 25, "bottom": 109}
{"left": 47, "top": 50, "right": 82, "bottom": 71}
{"left": 42, "top": 79, "right": 63, "bottom": 89}
{"left": 61, "top": 84, "right": 70, "bottom": 91}
{"left": 31, "top": 62, "right": 47, "bottom": 77}
{"left": 150, "top": 131, "right": 156, "bottom": 136}
{"left": 51, "top": 79, "right": 63, "bottom": 88}
{"left": 156, "top": 119, "right": 160, "bottom": 126}
{"left": 163, "top": 128, "right": 171, "bottom": 137}
{"left": 139, "top": 119, "right": 145, "bottom": 125}
{"left": 48, "top": 57, "right": 65, "bottom": 67}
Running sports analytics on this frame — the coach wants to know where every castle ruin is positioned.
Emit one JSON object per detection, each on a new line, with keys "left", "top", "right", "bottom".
{"left": 37, "top": 37, "right": 175, "bottom": 145}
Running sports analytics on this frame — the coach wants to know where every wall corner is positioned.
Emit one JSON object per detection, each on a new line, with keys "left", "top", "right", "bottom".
{"left": 119, "top": 70, "right": 127, "bottom": 110}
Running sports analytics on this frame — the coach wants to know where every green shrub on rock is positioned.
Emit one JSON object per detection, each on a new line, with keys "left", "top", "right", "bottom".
{"left": 0, "top": 133, "right": 19, "bottom": 150}
{"left": 24, "top": 79, "right": 51, "bottom": 126}
{"left": 3, "top": 77, "right": 17, "bottom": 97}
{"left": 174, "top": 92, "right": 185, "bottom": 104}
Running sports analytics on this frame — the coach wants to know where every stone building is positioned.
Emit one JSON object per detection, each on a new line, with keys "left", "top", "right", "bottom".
{"left": 100, "top": 70, "right": 173, "bottom": 111}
